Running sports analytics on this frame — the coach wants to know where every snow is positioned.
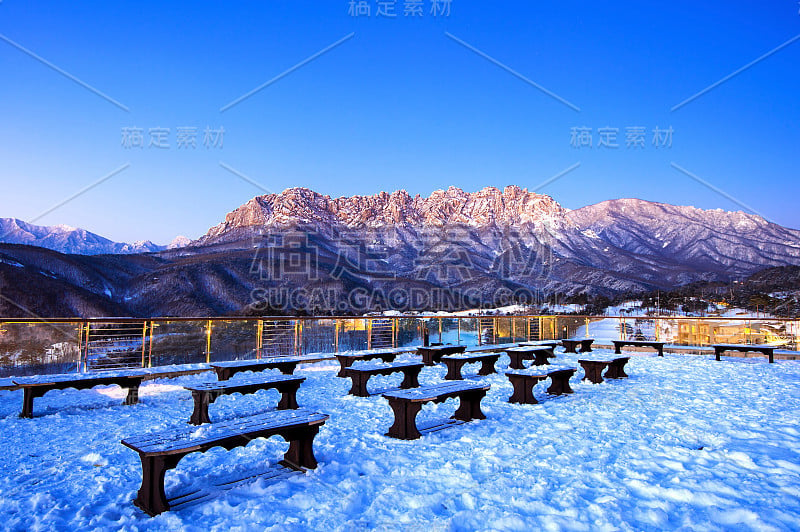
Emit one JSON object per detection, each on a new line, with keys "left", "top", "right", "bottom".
{"left": 1, "top": 352, "right": 800, "bottom": 530}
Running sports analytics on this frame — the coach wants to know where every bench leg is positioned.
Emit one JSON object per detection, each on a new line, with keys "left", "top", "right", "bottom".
{"left": 124, "top": 382, "right": 141, "bottom": 406}
{"left": 453, "top": 390, "right": 487, "bottom": 421}
{"left": 614, "top": 344, "right": 623, "bottom": 354}
{"left": 385, "top": 398, "right": 423, "bottom": 440}
{"left": 508, "top": 353, "right": 524, "bottom": 370}
{"left": 606, "top": 359, "right": 629, "bottom": 379}
{"left": 444, "top": 361, "right": 465, "bottom": 380}
{"left": 400, "top": 367, "right": 421, "bottom": 389}
{"left": 282, "top": 425, "right": 321, "bottom": 469}
{"left": 278, "top": 383, "right": 301, "bottom": 409}
{"left": 478, "top": 358, "right": 497, "bottom": 376}
{"left": 133, "top": 454, "right": 181, "bottom": 516}
{"left": 580, "top": 362, "right": 605, "bottom": 384}
{"left": 657, "top": 346, "right": 664, "bottom": 357}
{"left": 715, "top": 349, "right": 722, "bottom": 361}
{"left": 767, "top": 350, "right": 774, "bottom": 364}
{"left": 189, "top": 391, "right": 212, "bottom": 425}
{"left": 336, "top": 359, "right": 350, "bottom": 378}
{"left": 280, "top": 363, "right": 298, "bottom": 375}
{"left": 533, "top": 353, "right": 549, "bottom": 366}
{"left": 20, "top": 388, "right": 37, "bottom": 418}
{"left": 348, "top": 374, "right": 370, "bottom": 397}
{"left": 508, "top": 376, "right": 539, "bottom": 404}
{"left": 547, "top": 374, "right": 574, "bottom": 395}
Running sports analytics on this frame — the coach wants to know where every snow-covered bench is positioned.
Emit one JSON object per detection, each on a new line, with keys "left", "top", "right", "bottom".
{"left": 382, "top": 381, "right": 490, "bottom": 439}
{"left": 713, "top": 344, "right": 775, "bottom": 363}
{"left": 506, "top": 366, "right": 577, "bottom": 404}
{"left": 578, "top": 357, "right": 630, "bottom": 384}
{"left": 440, "top": 352, "right": 501, "bottom": 380}
{"left": 210, "top": 356, "right": 305, "bottom": 381}
{"left": 343, "top": 361, "right": 423, "bottom": 397}
{"left": 417, "top": 345, "right": 467, "bottom": 366}
{"left": 504, "top": 346, "right": 556, "bottom": 370}
{"left": 561, "top": 338, "right": 594, "bottom": 353}
{"left": 613, "top": 340, "right": 665, "bottom": 356}
{"left": 335, "top": 349, "right": 401, "bottom": 377}
{"left": 122, "top": 409, "right": 329, "bottom": 516}
{"left": 183, "top": 374, "right": 305, "bottom": 425}
{"left": 13, "top": 370, "right": 147, "bottom": 418}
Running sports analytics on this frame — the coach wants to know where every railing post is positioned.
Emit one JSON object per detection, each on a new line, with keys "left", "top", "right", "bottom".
{"left": 205, "top": 319, "right": 213, "bottom": 363}
{"left": 148, "top": 321, "right": 154, "bottom": 368}
{"left": 140, "top": 322, "right": 148, "bottom": 368}
{"left": 296, "top": 320, "right": 302, "bottom": 356}
{"left": 256, "top": 319, "right": 263, "bottom": 359}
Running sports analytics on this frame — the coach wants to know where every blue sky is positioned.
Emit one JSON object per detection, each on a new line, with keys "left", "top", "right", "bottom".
{"left": 1, "top": 1, "right": 798, "bottom": 244}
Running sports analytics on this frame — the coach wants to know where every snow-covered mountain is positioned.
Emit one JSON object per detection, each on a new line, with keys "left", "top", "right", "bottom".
{"left": 196, "top": 186, "right": 800, "bottom": 289}
{"left": 0, "top": 218, "right": 176, "bottom": 255}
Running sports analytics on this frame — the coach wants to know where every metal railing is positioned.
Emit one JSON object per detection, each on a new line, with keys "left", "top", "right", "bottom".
{"left": 1, "top": 314, "right": 798, "bottom": 377}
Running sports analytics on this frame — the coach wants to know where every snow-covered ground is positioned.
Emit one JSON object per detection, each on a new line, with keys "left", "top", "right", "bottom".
{"left": 1, "top": 350, "right": 800, "bottom": 531}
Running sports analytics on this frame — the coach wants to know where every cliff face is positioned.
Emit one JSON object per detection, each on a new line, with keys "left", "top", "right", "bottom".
{"left": 202, "top": 185, "right": 569, "bottom": 238}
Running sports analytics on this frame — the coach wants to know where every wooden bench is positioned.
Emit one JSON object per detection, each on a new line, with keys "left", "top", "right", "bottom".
{"left": 561, "top": 338, "right": 594, "bottom": 353}
{"left": 335, "top": 350, "right": 399, "bottom": 377}
{"left": 343, "top": 361, "right": 423, "bottom": 397}
{"left": 183, "top": 374, "right": 305, "bottom": 425}
{"left": 440, "top": 353, "right": 500, "bottom": 380}
{"left": 122, "top": 409, "right": 329, "bottom": 516}
{"left": 613, "top": 340, "right": 665, "bottom": 356}
{"left": 417, "top": 345, "right": 467, "bottom": 366}
{"left": 578, "top": 357, "right": 630, "bottom": 384}
{"left": 713, "top": 344, "right": 775, "bottom": 363}
{"left": 13, "top": 370, "right": 147, "bottom": 418}
{"left": 210, "top": 357, "right": 304, "bottom": 381}
{"left": 506, "top": 367, "right": 577, "bottom": 404}
{"left": 504, "top": 346, "right": 555, "bottom": 370}
{"left": 382, "top": 381, "right": 490, "bottom": 440}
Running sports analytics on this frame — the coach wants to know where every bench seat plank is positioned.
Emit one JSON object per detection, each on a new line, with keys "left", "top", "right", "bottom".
{"left": 210, "top": 357, "right": 305, "bottom": 380}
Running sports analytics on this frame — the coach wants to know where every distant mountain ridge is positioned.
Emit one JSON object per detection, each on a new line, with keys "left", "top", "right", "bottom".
{"left": 0, "top": 218, "right": 189, "bottom": 255}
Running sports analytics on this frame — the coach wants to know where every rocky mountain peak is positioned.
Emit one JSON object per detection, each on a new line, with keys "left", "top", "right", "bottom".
{"left": 203, "top": 185, "right": 567, "bottom": 240}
